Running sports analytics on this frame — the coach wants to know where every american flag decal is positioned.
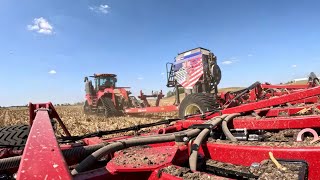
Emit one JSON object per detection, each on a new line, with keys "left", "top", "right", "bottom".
{"left": 174, "top": 51, "right": 203, "bottom": 89}
{"left": 175, "top": 67, "right": 187, "bottom": 84}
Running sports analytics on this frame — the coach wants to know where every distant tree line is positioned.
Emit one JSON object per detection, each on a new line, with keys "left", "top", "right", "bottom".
{"left": 54, "top": 102, "right": 84, "bottom": 106}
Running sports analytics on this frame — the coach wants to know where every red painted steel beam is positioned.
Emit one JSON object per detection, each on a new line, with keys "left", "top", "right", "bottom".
{"left": 186, "top": 86, "right": 320, "bottom": 120}
{"left": 260, "top": 84, "right": 309, "bottom": 89}
{"left": 47, "top": 103, "right": 71, "bottom": 136}
{"left": 222, "top": 86, "right": 320, "bottom": 114}
{"left": 29, "top": 102, "right": 71, "bottom": 136}
{"left": 232, "top": 115, "right": 320, "bottom": 130}
{"left": 204, "top": 143, "right": 320, "bottom": 180}
{"left": 289, "top": 96, "right": 319, "bottom": 104}
{"left": 187, "top": 86, "right": 320, "bottom": 120}
{"left": 17, "top": 109, "right": 71, "bottom": 179}
{"left": 29, "top": 102, "right": 50, "bottom": 126}
{"left": 255, "top": 104, "right": 320, "bottom": 117}
{"left": 125, "top": 105, "right": 178, "bottom": 114}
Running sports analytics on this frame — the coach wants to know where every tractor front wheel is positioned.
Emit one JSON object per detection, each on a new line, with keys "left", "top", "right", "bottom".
{"left": 178, "top": 93, "right": 217, "bottom": 119}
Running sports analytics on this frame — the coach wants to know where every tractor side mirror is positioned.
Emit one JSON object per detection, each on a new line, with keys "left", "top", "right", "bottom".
{"left": 84, "top": 77, "right": 88, "bottom": 82}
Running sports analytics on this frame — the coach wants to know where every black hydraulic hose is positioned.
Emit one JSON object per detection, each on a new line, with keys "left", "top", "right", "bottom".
{"left": 0, "top": 156, "right": 21, "bottom": 171}
{"left": 0, "top": 144, "right": 105, "bottom": 171}
{"left": 71, "top": 128, "right": 202, "bottom": 175}
{"left": 62, "top": 144, "right": 106, "bottom": 160}
{"left": 222, "top": 113, "right": 241, "bottom": 142}
{"left": 60, "top": 118, "right": 180, "bottom": 142}
{"left": 0, "top": 145, "right": 25, "bottom": 148}
{"left": 189, "top": 115, "right": 228, "bottom": 171}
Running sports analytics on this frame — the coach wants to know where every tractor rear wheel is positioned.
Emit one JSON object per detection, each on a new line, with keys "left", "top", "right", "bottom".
{"left": 0, "top": 125, "right": 29, "bottom": 150}
{"left": 179, "top": 93, "right": 217, "bottom": 119}
{"left": 101, "top": 97, "right": 119, "bottom": 117}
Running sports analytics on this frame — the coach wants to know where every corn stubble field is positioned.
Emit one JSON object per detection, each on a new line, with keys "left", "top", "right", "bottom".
{"left": 0, "top": 87, "right": 244, "bottom": 136}
{"left": 0, "top": 106, "right": 178, "bottom": 136}
{"left": 0, "top": 95, "right": 180, "bottom": 137}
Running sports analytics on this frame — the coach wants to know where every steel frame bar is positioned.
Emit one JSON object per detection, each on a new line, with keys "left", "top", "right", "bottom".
{"left": 254, "top": 104, "right": 320, "bottom": 117}
{"left": 260, "top": 84, "right": 309, "bottom": 89}
{"left": 125, "top": 105, "right": 178, "bottom": 114}
{"left": 204, "top": 143, "right": 320, "bottom": 180}
{"left": 29, "top": 102, "right": 71, "bottom": 136}
{"left": 187, "top": 85, "right": 320, "bottom": 120}
{"left": 17, "top": 108, "right": 71, "bottom": 179}
{"left": 232, "top": 115, "right": 320, "bottom": 130}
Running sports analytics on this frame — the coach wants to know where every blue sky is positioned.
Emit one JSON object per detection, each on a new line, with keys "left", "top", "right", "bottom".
{"left": 1, "top": 0, "right": 320, "bottom": 106}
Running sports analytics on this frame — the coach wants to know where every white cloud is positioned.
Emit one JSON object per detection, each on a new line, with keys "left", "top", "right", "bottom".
{"left": 89, "top": 4, "right": 110, "bottom": 14}
{"left": 161, "top": 72, "right": 165, "bottom": 75}
{"left": 291, "top": 64, "right": 297, "bottom": 68}
{"left": 27, "top": 17, "right": 53, "bottom": 35}
{"left": 221, "top": 57, "right": 239, "bottom": 65}
{"left": 137, "top": 77, "right": 144, "bottom": 80}
{"left": 248, "top": 54, "right": 253, "bottom": 57}
{"left": 48, "top": 70, "right": 57, "bottom": 74}
{"left": 222, "top": 60, "right": 233, "bottom": 65}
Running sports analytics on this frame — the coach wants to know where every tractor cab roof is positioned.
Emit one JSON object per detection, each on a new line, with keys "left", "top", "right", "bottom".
{"left": 90, "top": 74, "right": 117, "bottom": 78}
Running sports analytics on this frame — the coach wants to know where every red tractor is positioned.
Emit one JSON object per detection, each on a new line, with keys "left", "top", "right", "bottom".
{"left": 84, "top": 74, "right": 131, "bottom": 116}
{"left": 84, "top": 74, "right": 173, "bottom": 116}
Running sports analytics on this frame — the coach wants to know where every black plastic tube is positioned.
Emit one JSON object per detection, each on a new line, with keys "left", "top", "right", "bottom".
{"left": 0, "top": 144, "right": 105, "bottom": 171}
{"left": 222, "top": 113, "right": 240, "bottom": 142}
{"left": 71, "top": 128, "right": 202, "bottom": 175}
{"left": 189, "top": 115, "right": 228, "bottom": 171}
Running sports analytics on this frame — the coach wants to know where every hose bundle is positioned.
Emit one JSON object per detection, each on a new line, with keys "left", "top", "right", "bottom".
{"left": 189, "top": 113, "right": 240, "bottom": 171}
{"left": 72, "top": 113, "right": 241, "bottom": 174}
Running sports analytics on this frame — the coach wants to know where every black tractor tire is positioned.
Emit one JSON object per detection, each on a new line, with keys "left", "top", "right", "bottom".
{"left": 179, "top": 93, "right": 217, "bottom": 119}
{"left": 0, "top": 125, "right": 30, "bottom": 150}
{"left": 101, "top": 97, "right": 119, "bottom": 117}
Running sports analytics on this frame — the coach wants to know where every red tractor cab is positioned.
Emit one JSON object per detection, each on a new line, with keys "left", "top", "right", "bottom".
{"left": 84, "top": 74, "right": 130, "bottom": 116}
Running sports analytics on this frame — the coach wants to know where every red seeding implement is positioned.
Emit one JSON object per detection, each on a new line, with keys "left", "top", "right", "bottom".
{"left": 83, "top": 47, "right": 318, "bottom": 118}
{"left": 0, "top": 74, "right": 320, "bottom": 179}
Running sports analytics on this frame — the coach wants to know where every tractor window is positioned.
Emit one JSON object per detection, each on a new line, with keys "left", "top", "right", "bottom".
{"left": 99, "top": 77, "right": 116, "bottom": 88}
{"left": 99, "top": 78, "right": 107, "bottom": 86}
